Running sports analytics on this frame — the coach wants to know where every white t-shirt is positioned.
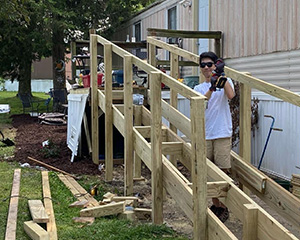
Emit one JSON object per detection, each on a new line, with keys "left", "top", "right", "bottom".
{"left": 194, "top": 78, "right": 234, "bottom": 140}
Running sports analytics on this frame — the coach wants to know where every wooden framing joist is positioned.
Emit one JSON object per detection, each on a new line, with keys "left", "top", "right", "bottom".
{"left": 231, "top": 153, "right": 300, "bottom": 229}
{"left": 231, "top": 151, "right": 266, "bottom": 193}
{"left": 134, "top": 126, "right": 168, "bottom": 141}
{"left": 5, "top": 169, "right": 21, "bottom": 240}
{"left": 57, "top": 174, "right": 99, "bottom": 208}
{"left": 28, "top": 200, "right": 49, "bottom": 223}
{"left": 225, "top": 67, "right": 300, "bottom": 107}
{"left": 42, "top": 171, "right": 57, "bottom": 240}
{"left": 147, "top": 28, "right": 222, "bottom": 39}
{"left": 80, "top": 202, "right": 125, "bottom": 218}
{"left": 139, "top": 106, "right": 297, "bottom": 239}
{"left": 188, "top": 181, "right": 230, "bottom": 199}
{"left": 24, "top": 221, "right": 50, "bottom": 240}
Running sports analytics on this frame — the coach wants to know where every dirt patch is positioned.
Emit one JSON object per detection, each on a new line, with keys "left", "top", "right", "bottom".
{"left": 2, "top": 114, "right": 300, "bottom": 239}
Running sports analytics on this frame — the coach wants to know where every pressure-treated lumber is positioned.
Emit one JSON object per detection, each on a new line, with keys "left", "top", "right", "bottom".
{"left": 27, "top": 157, "right": 78, "bottom": 179}
{"left": 134, "top": 126, "right": 168, "bottom": 141}
{"left": 42, "top": 171, "right": 57, "bottom": 240}
{"left": 147, "top": 28, "right": 222, "bottom": 39}
{"left": 24, "top": 221, "right": 49, "bottom": 240}
{"left": 190, "top": 97, "right": 207, "bottom": 240}
{"left": 150, "top": 72, "right": 163, "bottom": 224}
{"left": 104, "top": 43, "right": 113, "bottom": 181}
{"left": 161, "top": 142, "right": 182, "bottom": 155}
{"left": 169, "top": 52, "right": 179, "bottom": 166}
{"left": 57, "top": 174, "right": 99, "bottom": 207}
{"left": 80, "top": 202, "right": 125, "bottom": 217}
{"left": 69, "top": 200, "right": 89, "bottom": 208}
{"left": 5, "top": 169, "right": 21, "bottom": 240}
{"left": 239, "top": 80, "right": 252, "bottom": 195}
{"left": 134, "top": 105, "right": 142, "bottom": 178}
{"left": 124, "top": 55, "right": 134, "bottom": 196}
{"left": 225, "top": 67, "right": 300, "bottom": 107}
{"left": 90, "top": 34, "right": 99, "bottom": 164}
{"left": 231, "top": 151, "right": 266, "bottom": 193}
{"left": 28, "top": 200, "right": 49, "bottom": 223}
{"left": 242, "top": 204, "right": 258, "bottom": 240}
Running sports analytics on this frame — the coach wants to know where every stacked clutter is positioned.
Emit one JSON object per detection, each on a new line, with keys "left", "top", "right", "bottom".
{"left": 291, "top": 174, "right": 300, "bottom": 199}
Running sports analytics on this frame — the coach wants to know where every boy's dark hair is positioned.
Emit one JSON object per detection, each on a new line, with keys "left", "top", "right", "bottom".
{"left": 199, "top": 51, "right": 218, "bottom": 64}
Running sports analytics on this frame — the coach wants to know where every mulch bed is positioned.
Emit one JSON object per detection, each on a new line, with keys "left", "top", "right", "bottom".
{"left": 12, "top": 114, "right": 99, "bottom": 175}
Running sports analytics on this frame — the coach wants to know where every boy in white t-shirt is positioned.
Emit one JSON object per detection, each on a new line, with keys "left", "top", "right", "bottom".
{"left": 194, "top": 51, "right": 235, "bottom": 222}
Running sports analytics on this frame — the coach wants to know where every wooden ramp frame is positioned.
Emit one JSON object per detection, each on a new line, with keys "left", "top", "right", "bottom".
{"left": 88, "top": 34, "right": 300, "bottom": 240}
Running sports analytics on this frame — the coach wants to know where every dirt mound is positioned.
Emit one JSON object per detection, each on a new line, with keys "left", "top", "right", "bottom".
{"left": 11, "top": 114, "right": 99, "bottom": 175}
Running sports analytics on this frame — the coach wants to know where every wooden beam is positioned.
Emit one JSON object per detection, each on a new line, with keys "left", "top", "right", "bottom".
{"left": 150, "top": 72, "right": 163, "bottom": 224}
{"left": 169, "top": 52, "right": 179, "bottom": 166}
{"left": 242, "top": 204, "right": 258, "bottom": 240}
{"left": 124, "top": 55, "right": 134, "bottom": 196}
{"left": 147, "top": 37, "right": 199, "bottom": 64}
{"left": 134, "top": 105, "right": 142, "bottom": 178}
{"left": 5, "top": 169, "right": 21, "bottom": 240}
{"left": 190, "top": 97, "right": 207, "bottom": 240}
{"left": 42, "top": 171, "right": 57, "bottom": 240}
{"left": 156, "top": 60, "right": 199, "bottom": 67}
{"left": 80, "top": 202, "right": 125, "bottom": 218}
{"left": 134, "top": 126, "right": 168, "bottom": 141}
{"left": 161, "top": 142, "right": 182, "bottom": 155}
{"left": 112, "top": 105, "right": 125, "bottom": 136}
{"left": 104, "top": 43, "right": 113, "bottom": 181}
{"left": 90, "top": 34, "right": 99, "bottom": 164}
{"left": 225, "top": 67, "right": 300, "bottom": 107}
{"left": 27, "top": 157, "right": 78, "bottom": 179}
{"left": 161, "top": 99, "right": 191, "bottom": 139}
{"left": 28, "top": 200, "right": 49, "bottom": 223}
{"left": 231, "top": 151, "right": 266, "bottom": 193}
{"left": 24, "top": 221, "right": 50, "bottom": 240}
{"left": 147, "top": 28, "right": 222, "bottom": 39}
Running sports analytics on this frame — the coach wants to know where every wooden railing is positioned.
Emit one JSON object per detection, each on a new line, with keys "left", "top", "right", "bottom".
{"left": 89, "top": 34, "right": 299, "bottom": 240}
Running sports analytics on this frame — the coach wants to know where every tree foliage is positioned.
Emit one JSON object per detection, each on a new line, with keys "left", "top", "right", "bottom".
{"left": 0, "top": 0, "right": 156, "bottom": 94}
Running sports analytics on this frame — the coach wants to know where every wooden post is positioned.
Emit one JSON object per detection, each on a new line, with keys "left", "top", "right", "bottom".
{"left": 124, "top": 55, "right": 133, "bottom": 195}
{"left": 192, "top": 0, "right": 199, "bottom": 76}
{"left": 104, "top": 43, "right": 113, "bottom": 181}
{"left": 190, "top": 96, "right": 207, "bottom": 240}
{"left": 70, "top": 41, "right": 76, "bottom": 82}
{"left": 214, "top": 38, "right": 221, "bottom": 58}
{"left": 134, "top": 105, "right": 142, "bottom": 178}
{"left": 150, "top": 71, "right": 163, "bottom": 224}
{"left": 169, "top": 52, "right": 179, "bottom": 166}
{"left": 90, "top": 34, "right": 99, "bottom": 164}
{"left": 148, "top": 43, "right": 156, "bottom": 89}
{"left": 239, "top": 79, "right": 252, "bottom": 195}
{"left": 242, "top": 204, "right": 258, "bottom": 240}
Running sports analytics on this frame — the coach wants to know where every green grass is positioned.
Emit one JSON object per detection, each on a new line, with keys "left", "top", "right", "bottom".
{"left": 0, "top": 91, "right": 52, "bottom": 125}
{"left": 0, "top": 166, "right": 189, "bottom": 240}
{"left": 0, "top": 91, "right": 189, "bottom": 240}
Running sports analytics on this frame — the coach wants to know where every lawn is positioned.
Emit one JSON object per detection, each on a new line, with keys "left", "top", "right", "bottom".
{"left": 0, "top": 91, "right": 189, "bottom": 240}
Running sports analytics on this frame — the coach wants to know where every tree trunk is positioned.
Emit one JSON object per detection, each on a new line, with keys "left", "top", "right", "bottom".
{"left": 52, "top": 27, "right": 66, "bottom": 111}
{"left": 18, "top": 60, "right": 32, "bottom": 96}
{"left": 52, "top": 28, "right": 66, "bottom": 89}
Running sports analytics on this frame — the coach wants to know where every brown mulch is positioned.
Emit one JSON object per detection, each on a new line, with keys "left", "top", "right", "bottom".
{"left": 12, "top": 114, "right": 99, "bottom": 176}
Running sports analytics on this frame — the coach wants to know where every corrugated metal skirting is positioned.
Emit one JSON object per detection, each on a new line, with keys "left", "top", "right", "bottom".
{"left": 251, "top": 95, "right": 300, "bottom": 180}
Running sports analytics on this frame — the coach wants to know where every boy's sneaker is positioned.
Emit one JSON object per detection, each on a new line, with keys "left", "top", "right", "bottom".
{"left": 209, "top": 205, "right": 218, "bottom": 215}
{"left": 217, "top": 207, "right": 229, "bottom": 223}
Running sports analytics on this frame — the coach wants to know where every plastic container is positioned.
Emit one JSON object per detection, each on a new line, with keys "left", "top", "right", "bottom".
{"left": 112, "top": 70, "right": 124, "bottom": 84}
{"left": 183, "top": 76, "right": 199, "bottom": 89}
{"left": 83, "top": 73, "right": 103, "bottom": 88}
